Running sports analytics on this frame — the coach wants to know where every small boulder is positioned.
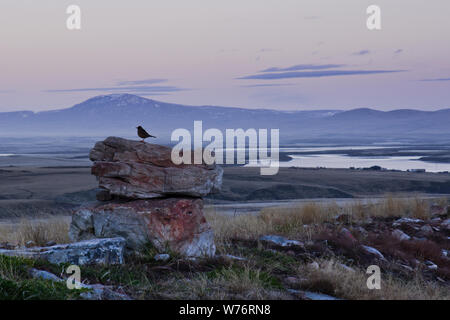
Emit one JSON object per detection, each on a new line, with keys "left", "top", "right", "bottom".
{"left": 25, "top": 240, "right": 35, "bottom": 248}
{"left": 339, "top": 228, "right": 357, "bottom": 243}
{"left": 419, "top": 225, "right": 433, "bottom": 236}
{"left": 392, "top": 217, "right": 423, "bottom": 227}
{"left": 154, "top": 253, "right": 170, "bottom": 261}
{"left": 442, "top": 219, "right": 450, "bottom": 230}
{"left": 259, "top": 235, "right": 304, "bottom": 247}
{"left": 361, "top": 245, "right": 385, "bottom": 260}
{"left": 308, "top": 261, "right": 320, "bottom": 270}
{"left": 392, "top": 229, "right": 411, "bottom": 241}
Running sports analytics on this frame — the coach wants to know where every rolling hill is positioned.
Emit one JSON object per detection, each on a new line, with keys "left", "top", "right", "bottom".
{"left": 0, "top": 94, "right": 449, "bottom": 144}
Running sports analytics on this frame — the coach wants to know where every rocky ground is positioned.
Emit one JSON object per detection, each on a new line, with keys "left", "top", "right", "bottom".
{"left": 0, "top": 201, "right": 448, "bottom": 300}
{"left": 0, "top": 137, "right": 449, "bottom": 300}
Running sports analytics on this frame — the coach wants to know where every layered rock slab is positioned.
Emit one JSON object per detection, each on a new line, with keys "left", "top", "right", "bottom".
{"left": 0, "top": 237, "right": 126, "bottom": 265}
{"left": 70, "top": 197, "right": 216, "bottom": 257}
{"left": 90, "top": 137, "right": 223, "bottom": 199}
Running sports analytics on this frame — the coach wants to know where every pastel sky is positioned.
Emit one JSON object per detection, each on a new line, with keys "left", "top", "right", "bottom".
{"left": 1, "top": 0, "right": 449, "bottom": 112}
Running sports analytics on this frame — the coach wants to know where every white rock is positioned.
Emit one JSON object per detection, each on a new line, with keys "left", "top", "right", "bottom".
{"left": 425, "top": 260, "right": 438, "bottom": 270}
{"left": 308, "top": 261, "right": 320, "bottom": 270}
{"left": 392, "top": 217, "right": 423, "bottom": 227}
{"left": 442, "top": 219, "right": 450, "bottom": 230}
{"left": 223, "top": 254, "right": 247, "bottom": 261}
{"left": 259, "top": 235, "right": 303, "bottom": 247}
{"left": 154, "top": 253, "right": 170, "bottom": 261}
{"left": 28, "top": 267, "right": 131, "bottom": 300}
{"left": 288, "top": 289, "right": 341, "bottom": 300}
{"left": 362, "top": 245, "right": 385, "bottom": 260}
{"left": 0, "top": 237, "right": 126, "bottom": 265}
{"left": 419, "top": 225, "right": 433, "bottom": 235}
{"left": 392, "top": 229, "right": 411, "bottom": 241}
{"left": 338, "top": 263, "right": 355, "bottom": 272}
{"left": 29, "top": 268, "right": 63, "bottom": 282}
{"left": 399, "top": 264, "right": 413, "bottom": 272}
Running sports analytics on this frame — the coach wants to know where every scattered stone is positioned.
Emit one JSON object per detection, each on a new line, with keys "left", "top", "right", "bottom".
{"left": 425, "top": 260, "right": 438, "bottom": 270}
{"left": 25, "top": 240, "right": 35, "bottom": 248}
{"left": 70, "top": 198, "right": 216, "bottom": 258}
{"left": 308, "top": 261, "right": 320, "bottom": 270}
{"left": 29, "top": 268, "right": 131, "bottom": 300}
{"left": 0, "top": 237, "right": 126, "bottom": 265}
{"left": 29, "top": 268, "right": 63, "bottom": 282}
{"left": 442, "top": 250, "right": 448, "bottom": 258}
{"left": 223, "top": 254, "right": 247, "bottom": 261}
{"left": 338, "top": 263, "right": 355, "bottom": 272}
{"left": 442, "top": 219, "right": 450, "bottom": 230}
{"left": 419, "top": 225, "right": 433, "bottom": 235}
{"left": 154, "top": 253, "right": 170, "bottom": 261}
{"left": 339, "top": 228, "right": 357, "bottom": 243}
{"left": 259, "top": 235, "right": 304, "bottom": 247}
{"left": 80, "top": 284, "right": 131, "bottom": 300}
{"left": 392, "top": 217, "right": 423, "bottom": 226}
{"left": 288, "top": 289, "right": 341, "bottom": 300}
{"left": 361, "top": 245, "right": 385, "bottom": 260}
{"left": 90, "top": 137, "right": 223, "bottom": 199}
{"left": 392, "top": 229, "right": 411, "bottom": 241}
{"left": 399, "top": 264, "right": 414, "bottom": 272}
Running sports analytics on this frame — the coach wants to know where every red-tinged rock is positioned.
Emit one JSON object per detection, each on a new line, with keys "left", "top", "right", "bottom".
{"left": 69, "top": 197, "right": 216, "bottom": 257}
{"left": 339, "top": 227, "right": 357, "bottom": 243}
{"left": 89, "top": 137, "right": 222, "bottom": 199}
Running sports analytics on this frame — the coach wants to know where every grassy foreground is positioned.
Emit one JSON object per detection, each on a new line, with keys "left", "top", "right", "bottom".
{"left": 0, "top": 196, "right": 449, "bottom": 300}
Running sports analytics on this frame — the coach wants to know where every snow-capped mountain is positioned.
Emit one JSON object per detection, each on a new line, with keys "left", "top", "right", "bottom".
{"left": 0, "top": 94, "right": 449, "bottom": 144}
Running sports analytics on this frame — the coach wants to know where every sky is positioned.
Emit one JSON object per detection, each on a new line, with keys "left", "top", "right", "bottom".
{"left": 1, "top": 0, "right": 450, "bottom": 112}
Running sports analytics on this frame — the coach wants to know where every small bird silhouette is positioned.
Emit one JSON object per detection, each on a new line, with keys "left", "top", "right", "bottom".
{"left": 136, "top": 126, "right": 156, "bottom": 142}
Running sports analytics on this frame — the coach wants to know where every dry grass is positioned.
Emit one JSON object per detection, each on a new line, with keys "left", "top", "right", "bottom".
{"left": 0, "top": 216, "right": 71, "bottom": 247}
{"left": 206, "top": 196, "right": 444, "bottom": 250}
{"left": 206, "top": 202, "right": 340, "bottom": 250}
{"left": 295, "top": 258, "right": 450, "bottom": 300}
{"left": 148, "top": 264, "right": 289, "bottom": 300}
{"left": 354, "top": 195, "right": 431, "bottom": 220}
{"left": 333, "top": 195, "right": 435, "bottom": 221}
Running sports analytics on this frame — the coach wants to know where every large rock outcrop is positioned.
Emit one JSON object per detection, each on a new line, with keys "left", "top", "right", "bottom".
{"left": 70, "top": 198, "right": 215, "bottom": 257}
{"left": 90, "top": 137, "right": 222, "bottom": 199}
{"left": 70, "top": 137, "right": 220, "bottom": 258}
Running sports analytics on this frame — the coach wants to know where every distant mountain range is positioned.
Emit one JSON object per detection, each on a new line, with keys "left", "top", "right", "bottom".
{"left": 1, "top": 93, "right": 449, "bottom": 144}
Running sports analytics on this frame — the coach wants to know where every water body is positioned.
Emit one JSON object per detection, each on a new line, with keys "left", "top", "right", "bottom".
{"left": 246, "top": 146, "right": 450, "bottom": 173}
{"left": 283, "top": 154, "right": 450, "bottom": 172}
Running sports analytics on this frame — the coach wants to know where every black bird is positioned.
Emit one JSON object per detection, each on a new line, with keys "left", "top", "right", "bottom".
{"left": 136, "top": 126, "right": 156, "bottom": 142}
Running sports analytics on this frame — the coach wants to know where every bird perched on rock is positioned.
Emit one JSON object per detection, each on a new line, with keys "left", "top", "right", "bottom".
{"left": 136, "top": 126, "right": 156, "bottom": 142}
